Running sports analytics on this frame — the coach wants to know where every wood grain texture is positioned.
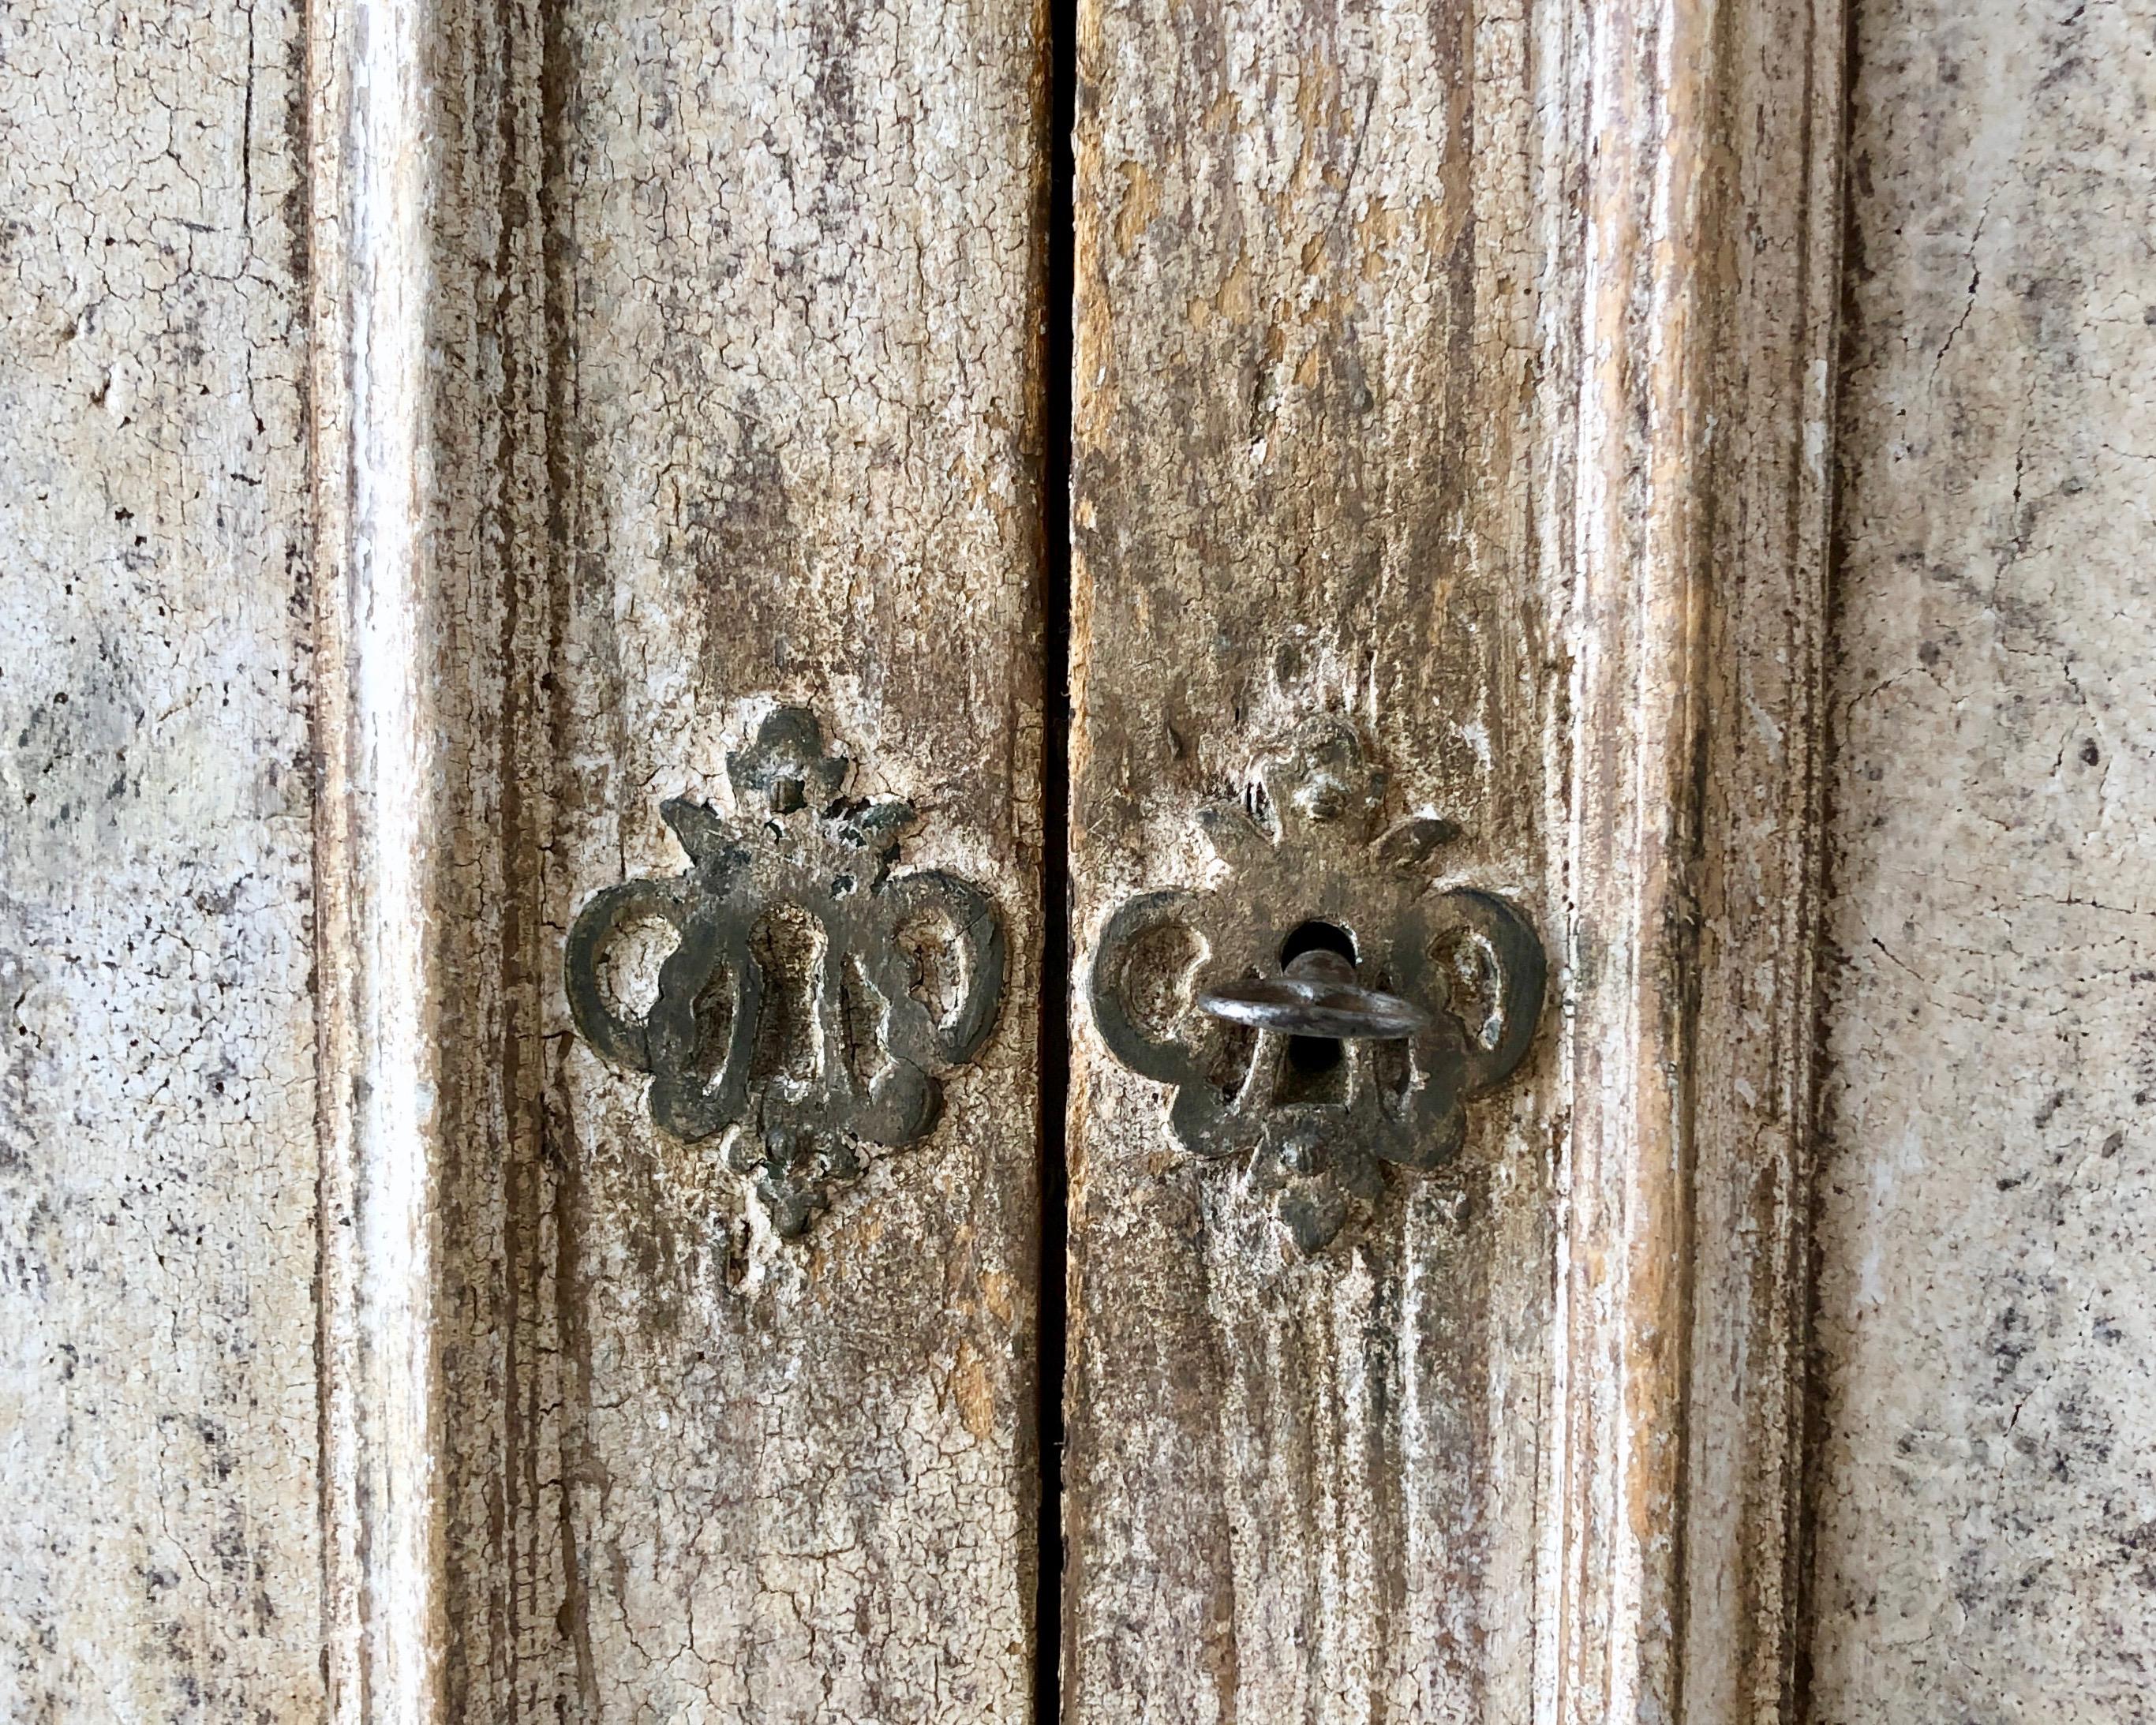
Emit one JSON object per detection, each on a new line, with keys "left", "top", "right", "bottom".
{"left": 1808, "top": 2, "right": 2156, "bottom": 1717}
{"left": 1560, "top": 5, "right": 1843, "bottom": 1722}
{"left": 306, "top": 0, "right": 1051, "bottom": 1713}
{"left": 1064, "top": 1, "right": 1842, "bottom": 1719}
{"left": 1067, "top": 2, "right": 1561, "bottom": 1716}
{"left": 0, "top": 0, "right": 323, "bottom": 1716}
{"left": 0, "top": 0, "right": 1866, "bottom": 1710}
{"left": 1671, "top": 0, "right": 1843, "bottom": 1715}
{"left": 406, "top": 0, "right": 1050, "bottom": 1719}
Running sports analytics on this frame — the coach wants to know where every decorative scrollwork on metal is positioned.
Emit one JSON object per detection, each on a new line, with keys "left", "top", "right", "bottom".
{"left": 1087, "top": 717, "right": 1545, "bottom": 1252}
{"left": 564, "top": 707, "right": 1005, "bottom": 1237}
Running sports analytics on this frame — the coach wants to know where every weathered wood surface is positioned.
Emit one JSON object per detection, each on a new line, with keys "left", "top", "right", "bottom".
{"left": 381, "top": 0, "right": 1051, "bottom": 1716}
{"left": 1559, "top": 6, "right": 1843, "bottom": 1721}
{"left": 1808, "top": 1, "right": 2156, "bottom": 1717}
{"left": 1658, "top": 3, "right": 1843, "bottom": 1718}
{"left": 0, "top": 0, "right": 1054, "bottom": 1714}
{"left": 309, "top": 0, "right": 470, "bottom": 1711}
{"left": 1066, "top": 2, "right": 1560, "bottom": 1713}
{"left": 1064, "top": 0, "right": 1841, "bottom": 1719}
{"left": 51, "top": 0, "right": 2156, "bottom": 1716}
{"left": 0, "top": 0, "right": 324, "bottom": 1717}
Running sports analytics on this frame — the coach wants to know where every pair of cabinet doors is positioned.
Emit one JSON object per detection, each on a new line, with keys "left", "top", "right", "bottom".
{"left": 17, "top": 0, "right": 2140, "bottom": 1716}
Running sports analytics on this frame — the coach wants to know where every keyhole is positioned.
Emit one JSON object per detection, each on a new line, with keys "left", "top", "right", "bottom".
{"left": 749, "top": 901, "right": 826, "bottom": 1087}
{"left": 1280, "top": 919, "right": 1356, "bottom": 1083}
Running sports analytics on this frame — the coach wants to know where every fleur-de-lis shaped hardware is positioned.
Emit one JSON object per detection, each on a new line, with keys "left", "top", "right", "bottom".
{"left": 1087, "top": 717, "right": 1545, "bottom": 1252}
{"left": 563, "top": 707, "right": 1005, "bottom": 1237}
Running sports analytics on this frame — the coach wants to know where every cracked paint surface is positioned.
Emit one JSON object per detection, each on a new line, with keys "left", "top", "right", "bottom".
{"left": 1814, "top": 1, "right": 2156, "bottom": 1716}
{"left": 0, "top": 0, "right": 321, "bottom": 1717}
{"left": 492, "top": 0, "right": 1052, "bottom": 1716}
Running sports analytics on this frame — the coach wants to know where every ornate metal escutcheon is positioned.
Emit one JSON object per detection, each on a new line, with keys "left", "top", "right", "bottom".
{"left": 563, "top": 707, "right": 1005, "bottom": 1237}
{"left": 1087, "top": 717, "right": 1547, "bottom": 1252}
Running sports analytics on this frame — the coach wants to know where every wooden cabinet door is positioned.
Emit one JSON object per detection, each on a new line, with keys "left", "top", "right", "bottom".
{"left": 1061, "top": 0, "right": 1836, "bottom": 1718}
{"left": 7, "top": 0, "right": 2148, "bottom": 1719}
{"left": 5, "top": 0, "right": 1053, "bottom": 1717}
{"left": 314, "top": 0, "right": 1055, "bottom": 1716}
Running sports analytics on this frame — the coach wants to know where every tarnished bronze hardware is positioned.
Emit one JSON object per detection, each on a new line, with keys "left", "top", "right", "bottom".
{"left": 1087, "top": 717, "right": 1545, "bottom": 1252}
{"left": 564, "top": 706, "right": 1005, "bottom": 1237}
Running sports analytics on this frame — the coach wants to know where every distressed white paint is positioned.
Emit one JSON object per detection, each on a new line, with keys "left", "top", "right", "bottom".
{"left": 309, "top": 0, "right": 451, "bottom": 1713}
{"left": 1813, "top": 1, "right": 2156, "bottom": 1716}
{"left": 0, "top": 0, "right": 324, "bottom": 1716}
